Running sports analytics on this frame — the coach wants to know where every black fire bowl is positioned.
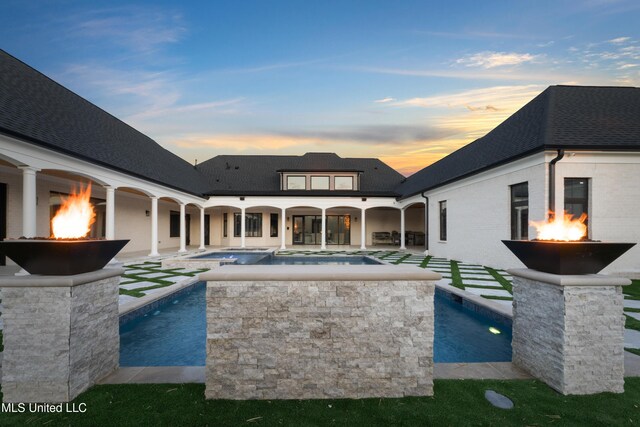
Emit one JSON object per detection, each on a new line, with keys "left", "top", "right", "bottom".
{"left": 0, "top": 239, "right": 129, "bottom": 276}
{"left": 502, "top": 240, "right": 635, "bottom": 275}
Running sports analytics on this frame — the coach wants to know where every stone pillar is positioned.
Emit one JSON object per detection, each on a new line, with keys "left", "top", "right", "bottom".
{"left": 280, "top": 208, "right": 286, "bottom": 250}
{"left": 19, "top": 166, "right": 39, "bottom": 238}
{"left": 509, "top": 268, "right": 630, "bottom": 395}
{"left": 360, "top": 208, "right": 366, "bottom": 250}
{"left": 149, "top": 197, "right": 159, "bottom": 256}
{"left": 0, "top": 268, "right": 123, "bottom": 403}
{"left": 104, "top": 186, "right": 116, "bottom": 240}
{"left": 179, "top": 203, "right": 187, "bottom": 253}
{"left": 240, "top": 207, "right": 246, "bottom": 248}
{"left": 400, "top": 208, "right": 406, "bottom": 250}
{"left": 199, "top": 207, "right": 206, "bottom": 250}
{"left": 320, "top": 208, "right": 326, "bottom": 250}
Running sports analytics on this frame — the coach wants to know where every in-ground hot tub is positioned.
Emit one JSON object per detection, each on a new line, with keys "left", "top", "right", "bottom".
{"left": 201, "top": 264, "right": 440, "bottom": 400}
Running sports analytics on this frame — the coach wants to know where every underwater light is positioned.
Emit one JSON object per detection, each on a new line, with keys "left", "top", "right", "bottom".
{"left": 489, "top": 327, "right": 501, "bottom": 335}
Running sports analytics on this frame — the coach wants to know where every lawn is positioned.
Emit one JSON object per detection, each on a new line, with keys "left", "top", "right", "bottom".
{"left": 1, "top": 379, "right": 639, "bottom": 426}
{"left": 623, "top": 279, "right": 640, "bottom": 300}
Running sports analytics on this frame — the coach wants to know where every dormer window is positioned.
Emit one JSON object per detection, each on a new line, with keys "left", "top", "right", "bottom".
{"left": 287, "top": 176, "right": 306, "bottom": 190}
{"left": 281, "top": 172, "right": 359, "bottom": 191}
{"left": 334, "top": 176, "right": 354, "bottom": 190}
{"left": 311, "top": 176, "right": 330, "bottom": 190}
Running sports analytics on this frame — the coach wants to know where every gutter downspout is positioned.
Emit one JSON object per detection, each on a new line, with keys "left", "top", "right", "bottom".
{"left": 421, "top": 191, "right": 429, "bottom": 254}
{"left": 548, "top": 149, "right": 565, "bottom": 221}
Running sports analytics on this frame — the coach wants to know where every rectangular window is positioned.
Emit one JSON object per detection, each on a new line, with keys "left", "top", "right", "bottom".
{"left": 287, "top": 176, "right": 306, "bottom": 190}
{"left": 334, "top": 176, "right": 354, "bottom": 190}
{"left": 439, "top": 201, "right": 447, "bottom": 241}
{"left": 310, "top": 176, "right": 330, "bottom": 190}
{"left": 234, "top": 213, "right": 263, "bottom": 237}
{"left": 564, "top": 178, "right": 589, "bottom": 237}
{"left": 169, "top": 211, "right": 180, "bottom": 237}
{"left": 270, "top": 213, "right": 278, "bottom": 237}
{"left": 223, "top": 213, "right": 228, "bottom": 238}
{"left": 510, "top": 182, "right": 529, "bottom": 240}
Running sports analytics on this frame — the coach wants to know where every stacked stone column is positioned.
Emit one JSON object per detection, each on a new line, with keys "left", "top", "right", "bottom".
{"left": 0, "top": 268, "right": 122, "bottom": 402}
{"left": 509, "top": 268, "right": 629, "bottom": 395}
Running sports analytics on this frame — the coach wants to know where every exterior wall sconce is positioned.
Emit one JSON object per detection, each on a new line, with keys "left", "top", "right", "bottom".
{"left": 361, "top": 197, "right": 367, "bottom": 201}
{"left": 354, "top": 217, "right": 358, "bottom": 222}
{"left": 145, "top": 210, "right": 150, "bottom": 217}
{"left": 239, "top": 197, "right": 245, "bottom": 201}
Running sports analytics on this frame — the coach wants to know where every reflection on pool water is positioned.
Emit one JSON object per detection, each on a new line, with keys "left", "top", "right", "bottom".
{"left": 191, "top": 252, "right": 382, "bottom": 265}
{"left": 120, "top": 282, "right": 512, "bottom": 366}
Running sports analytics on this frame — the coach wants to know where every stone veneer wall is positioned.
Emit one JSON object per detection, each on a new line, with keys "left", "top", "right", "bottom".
{"left": 1, "top": 270, "right": 121, "bottom": 402}
{"left": 511, "top": 273, "right": 626, "bottom": 395}
{"left": 205, "top": 277, "right": 435, "bottom": 400}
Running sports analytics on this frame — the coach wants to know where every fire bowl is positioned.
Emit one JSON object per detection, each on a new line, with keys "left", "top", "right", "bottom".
{"left": 0, "top": 239, "right": 129, "bottom": 275}
{"left": 502, "top": 240, "right": 635, "bottom": 275}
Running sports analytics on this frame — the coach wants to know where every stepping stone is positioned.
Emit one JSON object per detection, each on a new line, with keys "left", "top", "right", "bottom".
{"left": 485, "top": 390, "right": 514, "bottom": 409}
{"left": 627, "top": 312, "right": 640, "bottom": 322}
{"left": 625, "top": 299, "right": 640, "bottom": 309}
{"left": 625, "top": 329, "right": 640, "bottom": 349}
{"left": 159, "top": 275, "right": 193, "bottom": 284}
{"left": 460, "top": 272, "right": 493, "bottom": 277}
{"left": 135, "top": 272, "right": 173, "bottom": 279}
{"left": 463, "top": 288, "right": 512, "bottom": 298}
{"left": 462, "top": 280, "right": 505, "bottom": 288}
{"left": 120, "top": 281, "right": 165, "bottom": 290}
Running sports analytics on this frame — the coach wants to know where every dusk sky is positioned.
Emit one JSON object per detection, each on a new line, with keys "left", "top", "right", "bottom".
{"left": 2, "top": 1, "right": 639, "bottom": 175}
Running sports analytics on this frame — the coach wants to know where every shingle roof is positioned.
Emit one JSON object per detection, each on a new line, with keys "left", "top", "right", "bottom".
{"left": 196, "top": 153, "right": 404, "bottom": 196}
{"left": 0, "top": 49, "right": 210, "bottom": 196}
{"left": 396, "top": 85, "right": 640, "bottom": 199}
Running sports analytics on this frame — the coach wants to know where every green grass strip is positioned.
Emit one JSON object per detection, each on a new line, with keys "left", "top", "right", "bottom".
{"left": 626, "top": 348, "right": 640, "bottom": 357}
{"left": 391, "top": 253, "right": 412, "bottom": 265}
{"left": 449, "top": 260, "right": 464, "bottom": 290}
{"left": 4, "top": 380, "right": 640, "bottom": 426}
{"left": 623, "top": 280, "right": 640, "bottom": 299}
{"left": 625, "top": 314, "right": 640, "bottom": 332}
{"left": 625, "top": 307, "right": 640, "bottom": 313}
{"left": 418, "top": 255, "right": 432, "bottom": 268}
{"left": 486, "top": 266, "right": 513, "bottom": 294}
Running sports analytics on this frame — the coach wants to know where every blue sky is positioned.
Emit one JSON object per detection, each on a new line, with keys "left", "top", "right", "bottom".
{"left": 2, "top": 0, "right": 639, "bottom": 175}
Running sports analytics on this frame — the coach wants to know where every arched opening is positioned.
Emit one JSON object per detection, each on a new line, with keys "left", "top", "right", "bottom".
{"left": 403, "top": 202, "right": 427, "bottom": 249}
{"left": 286, "top": 205, "right": 324, "bottom": 247}
{"left": 363, "top": 207, "right": 402, "bottom": 248}
{"left": 325, "top": 205, "right": 360, "bottom": 246}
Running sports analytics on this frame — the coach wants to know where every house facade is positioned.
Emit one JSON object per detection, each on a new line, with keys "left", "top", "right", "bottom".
{"left": 1, "top": 50, "right": 639, "bottom": 275}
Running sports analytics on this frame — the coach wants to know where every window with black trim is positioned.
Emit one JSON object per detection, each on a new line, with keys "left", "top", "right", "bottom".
{"left": 564, "top": 178, "right": 589, "bottom": 237}
{"left": 223, "top": 212, "right": 228, "bottom": 238}
{"left": 510, "top": 182, "right": 529, "bottom": 240}
{"left": 234, "top": 213, "right": 263, "bottom": 237}
{"left": 270, "top": 213, "right": 278, "bottom": 237}
{"left": 170, "top": 211, "right": 180, "bottom": 237}
{"left": 439, "top": 201, "right": 447, "bottom": 241}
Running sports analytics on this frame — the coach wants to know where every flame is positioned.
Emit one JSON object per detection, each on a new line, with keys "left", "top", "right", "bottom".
{"left": 530, "top": 211, "right": 587, "bottom": 241}
{"left": 51, "top": 184, "right": 96, "bottom": 239}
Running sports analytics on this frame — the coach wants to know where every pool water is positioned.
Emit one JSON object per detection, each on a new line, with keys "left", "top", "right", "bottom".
{"left": 120, "top": 282, "right": 512, "bottom": 366}
{"left": 191, "top": 252, "right": 381, "bottom": 265}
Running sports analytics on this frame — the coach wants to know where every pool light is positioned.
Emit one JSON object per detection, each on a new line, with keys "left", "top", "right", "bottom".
{"left": 489, "top": 327, "right": 501, "bottom": 335}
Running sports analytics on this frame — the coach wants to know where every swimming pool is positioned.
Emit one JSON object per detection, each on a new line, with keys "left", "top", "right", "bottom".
{"left": 119, "top": 282, "right": 512, "bottom": 366}
{"left": 191, "top": 252, "right": 382, "bottom": 265}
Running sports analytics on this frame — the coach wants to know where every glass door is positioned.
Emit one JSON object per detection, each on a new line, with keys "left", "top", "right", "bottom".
{"left": 293, "top": 216, "right": 304, "bottom": 244}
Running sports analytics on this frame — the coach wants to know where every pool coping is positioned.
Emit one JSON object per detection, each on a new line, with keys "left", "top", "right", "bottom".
{"left": 119, "top": 276, "right": 201, "bottom": 317}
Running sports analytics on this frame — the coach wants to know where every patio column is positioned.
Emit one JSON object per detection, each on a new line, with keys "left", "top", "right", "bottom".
{"left": 149, "top": 197, "right": 159, "bottom": 256}
{"left": 240, "top": 207, "right": 246, "bottom": 248}
{"left": 280, "top": 208, "right": 286, "bottom": 250}
{"left": 400, "top": 208, "right": 406, "bottom": 250}
{"left": 360, "top": 208, "right": 366, "bottom": 250}
{"left": 178, "top": 203, "right": 187, "bottom": 253}
{"left": 199, "top": 207, "right": 206, "bottom": 250}
{"left": 320, "top": 208, "right": 327, "bottom": 250}
{"left": 105, "top": 186, "right": 115, "bottom": 240}
{"left": 19, "top": 166, "right": 39, "bottom": 238}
